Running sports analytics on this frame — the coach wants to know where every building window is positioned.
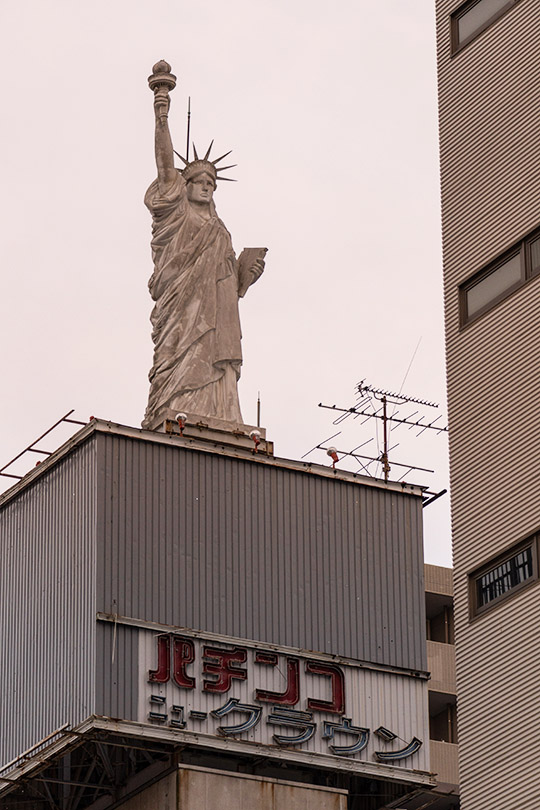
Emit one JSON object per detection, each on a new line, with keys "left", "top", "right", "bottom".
{"left": 460, "top": 227, "right": 540, "bottom": 326}
{"left": 470, "top": 537, "right": 539, "bottom": 617}
{"left": 451, "top": 0, "right": 521, "bottom": 54}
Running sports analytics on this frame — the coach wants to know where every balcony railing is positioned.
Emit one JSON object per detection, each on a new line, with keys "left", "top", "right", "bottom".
{"left": 430, "top": 740, "right": 459, "bottom": 787}
{"left": 427, "top": 639, "right": 456, "bottom": 693}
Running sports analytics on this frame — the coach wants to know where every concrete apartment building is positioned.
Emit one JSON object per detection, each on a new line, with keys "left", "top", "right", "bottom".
{"left": 436, "top": 0, "right": 540, "bottom": 806}
{"left": 425, "top": 565, "right": 458, "bottom": 799}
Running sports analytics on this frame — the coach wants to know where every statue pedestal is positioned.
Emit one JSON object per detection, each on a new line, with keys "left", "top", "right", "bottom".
{"left": 158, "top": 412, "right": 273, "bottom": 456}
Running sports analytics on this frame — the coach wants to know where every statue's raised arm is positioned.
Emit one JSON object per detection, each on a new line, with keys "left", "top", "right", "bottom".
{"left": 148, "top": 60, "right": 178, "bottom": 191}
{"left": 142, "top": 61, "right": 268, "bottom": 433}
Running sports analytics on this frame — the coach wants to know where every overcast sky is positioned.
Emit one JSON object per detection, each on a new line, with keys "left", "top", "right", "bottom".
{"left": 0, "top": 0, "right": 450, "bottom": 565}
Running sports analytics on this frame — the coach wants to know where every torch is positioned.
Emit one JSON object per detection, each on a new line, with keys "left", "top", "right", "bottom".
{"left": 148, "top": 60, "right": 177, "bottom": 120}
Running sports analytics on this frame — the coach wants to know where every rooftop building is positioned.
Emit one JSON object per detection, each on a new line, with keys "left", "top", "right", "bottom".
{"left": 0, "top": 418, "right": 435, "bottom": 810}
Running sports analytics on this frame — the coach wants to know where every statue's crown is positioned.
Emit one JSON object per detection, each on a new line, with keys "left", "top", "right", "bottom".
{"left": 174, "top": 141, "right": 237, "bottom": 185}
{"left": 182, "top": 159, "right": 217, "bottom": 185}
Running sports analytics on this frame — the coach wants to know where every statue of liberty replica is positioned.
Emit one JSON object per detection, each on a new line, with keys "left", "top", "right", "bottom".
{"left": 142, "top": 61, "right": 266, "bottom": 431}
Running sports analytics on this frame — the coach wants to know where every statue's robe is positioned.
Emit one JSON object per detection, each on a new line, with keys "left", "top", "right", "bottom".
{"left": 142, "top": 173, "right": 243, "bottom": 430}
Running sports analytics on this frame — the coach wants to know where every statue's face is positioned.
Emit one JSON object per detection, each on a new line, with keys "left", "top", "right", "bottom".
{"left": 187, "top": 173, "right": 215, "bottom": 203}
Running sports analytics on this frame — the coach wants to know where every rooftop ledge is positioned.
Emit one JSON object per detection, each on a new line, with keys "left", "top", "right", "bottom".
{"left": 0, "top": 417, "right": 426, "bottom": 510}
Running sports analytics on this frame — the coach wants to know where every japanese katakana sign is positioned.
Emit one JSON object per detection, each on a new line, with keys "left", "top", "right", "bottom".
{"left": 138, "top": 629, "right": 428, "bottom": 771}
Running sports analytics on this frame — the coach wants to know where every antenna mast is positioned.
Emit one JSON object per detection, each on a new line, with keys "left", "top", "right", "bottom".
{"left": 186, "top": 96, "right": 191, "bottom": 162}
{"left": 381, "top": 395, "right": 391, "bottom": 481}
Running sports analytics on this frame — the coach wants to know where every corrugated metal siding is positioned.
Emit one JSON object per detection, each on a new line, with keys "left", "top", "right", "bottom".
{"left": 0, "top": 440, "right": 97, "bottom": 766}
{"left": 129, "top": 625, "right": 430, "bottom": 771}
{"left": 95, "top": 433, "right": 426, "bottom": 672}
{"left": 437, "top": 0, "right": 540, "bottom": 807}
{"left": 95, "top": 622, "right": 139, "bottom": 721}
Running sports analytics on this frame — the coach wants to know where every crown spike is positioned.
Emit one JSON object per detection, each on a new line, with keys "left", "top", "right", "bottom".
{"left": 212, "top": 150, "right": 233, "bottom": 165}
{"left": 217, "top": 176, "right": 237, "bottom": 182}
{"left": 173, "top": 149, "right": 188, "bottom": 165}
{"left": 192, "top": 143, "right": 199, "bottom": 160}
{"left": 216, "top": 164, "right": 237, "bottom": 172}
{"left": 204, "top": 140, "right": 214, "bottom": 160}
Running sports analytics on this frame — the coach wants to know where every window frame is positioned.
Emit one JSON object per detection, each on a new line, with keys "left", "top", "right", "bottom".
{"left": 450, "top": 0, "right": 521, "bottom": 56}
{"left": 525, "top": 233, "right": 540, "bottom": 280}
{"left": 459, "top": 227, "right": 540, "bottom": 328}
{"left": 469, "top": 535, "right": 539, "bottom": 620}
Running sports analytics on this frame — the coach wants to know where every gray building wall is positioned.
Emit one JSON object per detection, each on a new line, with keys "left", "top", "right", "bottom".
{"left": 95, "top": 431, "right": 427, "bottom": 672}
{"left": 437, "top": 0, "right": 540, "bottom": 806}
{"left": 0, "top": 439, "right": 97, "bottom": 765}
{"left": 95, "top": 622, "right": 139, "bottom": 720}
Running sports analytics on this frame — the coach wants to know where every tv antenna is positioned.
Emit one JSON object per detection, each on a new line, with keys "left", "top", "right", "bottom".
{"left": 305, "top": 380, "right": 448, "bottom": 488}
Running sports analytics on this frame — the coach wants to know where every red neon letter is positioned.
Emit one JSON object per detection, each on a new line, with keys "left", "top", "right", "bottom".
{"left": 172, "top": 636, "right": 196, "bottom": 689}
{"left": 148, "top": 634, "right": 170, "bottom": 683}
{"left": 255, "top": 656, "right": 300, "bottom": 706}
{"left": 202, "top": 646, "right": 247, "bottom": 693}
{"left": 306, "top": 661, "right": 345, "bottom": 714}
